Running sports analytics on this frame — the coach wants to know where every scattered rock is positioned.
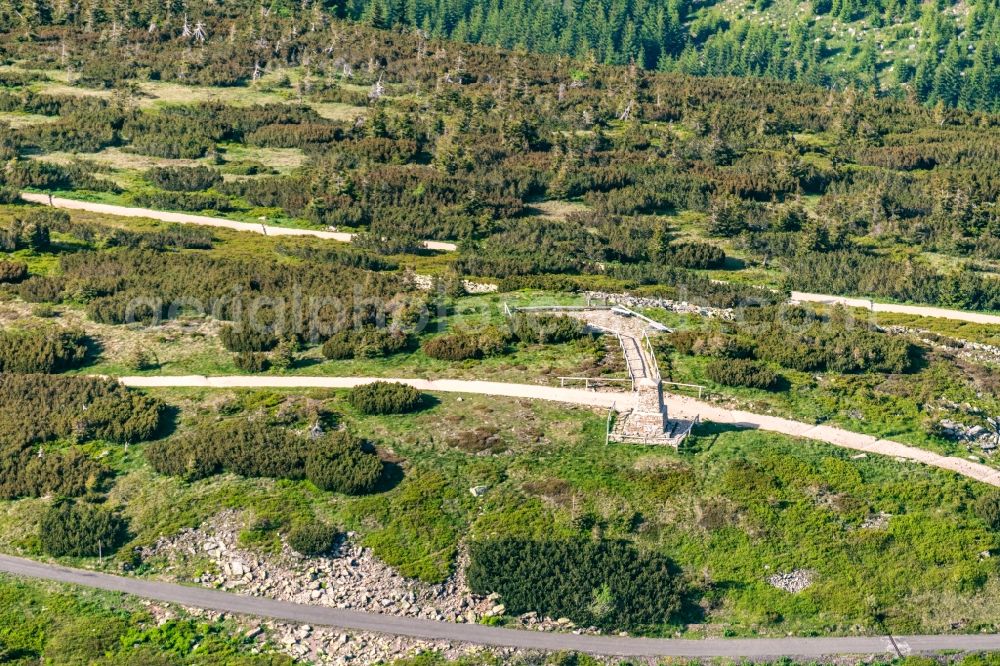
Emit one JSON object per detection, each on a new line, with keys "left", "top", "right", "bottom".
{"left": 860, "top": 513, "right": 890, "bottom": 530}
{"left": 767, "top": 570, "right": 815, "bottom": 593}
{"left": 140, "top": 511, "right": 602, "bottom": 664}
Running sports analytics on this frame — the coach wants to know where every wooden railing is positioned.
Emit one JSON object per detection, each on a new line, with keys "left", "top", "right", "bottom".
{"left": 617, "top": 332, "right": 638, "bottom": 392}
{"left": 605, "top": 402, "right": 616, "bottom": 445}
{"left": 641, "top": 330, "right": 660, "bottom": 382}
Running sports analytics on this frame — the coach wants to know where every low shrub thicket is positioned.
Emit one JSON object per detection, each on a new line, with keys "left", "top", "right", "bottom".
{"left": 467, "top": 539, "right": 683, "bottom": 631}
{"left": 321, "top": 326, "right": 409, "bottom": 360}
{"left": 220, "top": 325, "right": 278, "bottom": 353}
{"left": 0, "top": 374, "right": 164, "bottom": 447}
{"left": 146, "top": 419, "right": 303, "bottom": 481}
{"left": 39, "top": 500, "right": 128, "bottom": 558}
{"left": 0, "top": 327, "right": 89, "bottom": 373}
{"left": 287, "top": 522, "right": 340, "bottom": 557}
{"left": 421, "top": 315, "right": 584, "bottom": 362}
{"left": 132, "top": 190, "right": 232, "bottom": 212}
{"left": 234, "top": 352, "right": 270, "bottom": 372}
{"left": 41, "top": 215, "right": 213, "bottom": 250}
{"left": 669, "top": 308, "right": 917, "bottom": 375}
{"left": 13, "top": 277, "right": 63, "bottom": 304}
{"left": 509, "top": 313, "right": 587, "bottom": 344}
{"left": 705, "top": 358, "right": 781, "bottom": 390}
{"left": 347, "top": 381, "right": 423, "bottom": 415}
{"left": 305, "top": 439, "right": 384, "bottom": 494}
{"left": 145, "top": 165, "right": 223, "bottom": 191}
{"left": 276, "top": 243, "right": 397, "bottom": 272}
{"left": 0, "top": 260, "right": 27, "bottom": 283}
{"left": 0, "top": 447, "right": 109, "bottom": 500}
{"left": 146, "top": 421, "right": 383, "bottom": 494}
{"left": 421, "top": 326, "right": 508, "bottom": 361}
{"left": 53, "top": 249, "right": 411, "bottom": 338}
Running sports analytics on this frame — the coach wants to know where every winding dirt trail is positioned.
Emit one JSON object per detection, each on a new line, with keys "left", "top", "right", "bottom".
{"left": 19, "top": 193, "right": 458, "bottom": 252}
{"left": 120, "top": 375, "right": 1000, "bottom": 488}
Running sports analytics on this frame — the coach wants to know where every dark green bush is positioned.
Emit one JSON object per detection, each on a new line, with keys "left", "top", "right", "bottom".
{"left": 663, "top": 241, "right": 726, "bottom": 269}
{"left": 0, "top": 327, "right": 89, "bottom": 373}
{"left": 145, "top": 165, "right": 223, "bottom": 191}
{"left": 422, "top": 326, "right": 510, "bottom": 361}
{"left": 13, "top": 275, "right": 64, "bottom": 303}
{"left": 234, "top": 352, "right": 270, "bottom": 372}
{"left": 0, "top": 374, "right": 163, "bottom": 448}
{"left": 705, "top": 358, "right": 781, "bottom": 390}
{"left": 147, "top": 420, "right": 385, "bottom": 495}
{"left": 321, "top": 334, "right": 356, "bottom": 360}
{"left": 146, "top": 419, "right": 306, "bottom": 482}
{"left": 0, "top": 446, "right": 109, "bottom": 500}
{"left": 509, "top": 313, "right": 587, "bottom": 344}
{"left": 39, "top": 500, "right": 128, "bottom": 558}
{"left": 976, "top": 493, "right": 1000, "bottom": 531}
{"left": 305, "top": 432, "right": 384, "bottom": 494}
{"left": 287, "top": 522, "right": 341, "bottom": 557}
{"left": 132, "top": 190, "right": 232, "bottom": 212}
{"left": 348, "top": 381, "right": 423, "bottom": 414}
{"left": 353, "top": 326, "right": 410, "bottom": 358}
{"left": 0, "top": 260, "right": 27, "bottom": 283}
{"left": 475, "top": 326, "right": 511, "bottom": 356}
{"left": 220, "top": 325, "right": 278, "bottom": 353}
{"left": 422, "top": 332, "right": 485, "bottom": 361}
{"left": 467, "top": 539, "right": 683, "bottom": 631}
{"left": 321, "top": 326, "right": 409, "bottom": 360}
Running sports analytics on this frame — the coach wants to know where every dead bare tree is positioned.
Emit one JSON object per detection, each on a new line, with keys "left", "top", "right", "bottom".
{"left": 192, "top": 20, "right": 207, "bottom": 43}
{"left": 619, "top": 100, "right": 633, "bottom": 121}
{"left": 369, "top": 71, "right": 385, "bottom": 100}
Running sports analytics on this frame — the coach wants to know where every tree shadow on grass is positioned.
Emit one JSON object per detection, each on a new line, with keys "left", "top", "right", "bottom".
{"left": 374, "top": 461, "right": 404, "bottom": 493}
{"left": 150, "top": 403, "right": 181, "bottom": 441}
{"left": 414, "top": 392, "right": 441, "bottom": 413}
{"left": 672, "top": 578, "right": 748, "bottom": 628}
{"left": 81, "top": 335, "right": 105, "bottom": 368}
{"left": 770, "top": 374, "right": 793, "bottom": 393}
{"left": 293, "top": 357, "right": 325, "bottom": 370}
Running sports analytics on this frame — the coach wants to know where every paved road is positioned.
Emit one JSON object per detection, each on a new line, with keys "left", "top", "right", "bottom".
{"left": 119, "top": 375, "right": 1000, "bottom": 487}
{"left": 6, "top": 553, "right": 1000, "bottom": 658}
{"left": 19, "top": 193, "right": 458, "bottom": 252}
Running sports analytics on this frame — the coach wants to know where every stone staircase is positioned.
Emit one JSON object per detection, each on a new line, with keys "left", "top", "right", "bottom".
{"left": 504, "top": 304, "right": 697, "bottom": 446}
{"left": 608, "top": 327, "right": 696, "bottom": 447}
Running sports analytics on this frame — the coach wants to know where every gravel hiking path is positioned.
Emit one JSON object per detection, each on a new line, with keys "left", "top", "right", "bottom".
{"left": 19, "top": 193, "right": 458, "bottom": 251}
{"left": 119, "top": 375, "right": 1000, "bottom": 487}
